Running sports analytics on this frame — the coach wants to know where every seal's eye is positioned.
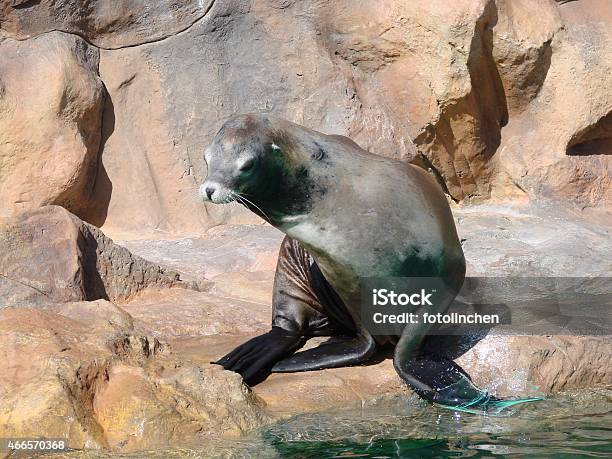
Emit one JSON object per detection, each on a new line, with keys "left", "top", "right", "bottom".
{"left": 238, "top": 158, "right": 256, "bottom": 173}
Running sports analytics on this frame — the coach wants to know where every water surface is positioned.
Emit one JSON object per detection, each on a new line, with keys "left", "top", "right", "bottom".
{"left": 43, "top": 388, "right": 612, "bottom": 458}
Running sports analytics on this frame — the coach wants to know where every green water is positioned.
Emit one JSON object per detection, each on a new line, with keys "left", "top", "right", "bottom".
{"left": 43, "top": 388, "right": 611, "bottom": 458}
{"left": 262, "top": 389, "right": 611, "bottom": 458}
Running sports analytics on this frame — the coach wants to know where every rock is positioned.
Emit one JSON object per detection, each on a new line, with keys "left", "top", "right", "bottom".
{"left": 0, "top": 305, "right": 114, "bottom": 449}
{"left": 0, "top": 209, "right": 273, "bottom": 451}
{"left": 0, "top": 205, "right": 609, "bottom": 453}
{"left": 492, "top": 0, "right": 612, "bottom": 210}
{"left": 117, "top": 224, "right": 284, "bottom": 282}
{"left": 173, "top": 329, "right": 610, "bottom": 417}
{"left": 458, "top": 334, "right": 612, "bottom": 394}
{"left": 0, "top": 302, "right": 270, "bottom": 452}
{"left": 312, "top": 0, "right": 506, "bottom": 201}
{"left": 122, "top": 288, "right": 270, "bottom": 338}
{"left": 174, "top": 334, "right": 406, "bottom": 417}
{"left": 89, "top": 0, "right": 610, "bottom": 238}
{"left": 89, "top": 42, "right": 228, "bottom": 236}
{"left": 118, "top": 207, "right": 611, "bottom": 410}
{"left": 1, "top": 1, "right": 610, "bottom": 234}
{"left": 455, "top": 203, "right": 612, "bottom": 276}
{"left": 0, "top": 0, "right": 215, "bottom": 49}
{"left": 91, "top": 363, "right": 267, "bottom": 451}
{"left": 209, "top": 271, "right": 275, "bottom": 305}
{"left": 94, "top": 0, "right": 503, "bottom": 233}
{"left": 50, "top": 298, "right": 135, "bottom": 335}
{"left": 492, "top": 0, "right": 562, "bottom": 114}
{"left": 0, "top": 32, "right": 104, "bottom": 220}
{"left": 0, "top": 0, "right": 610, "bottom": 454}
{"left": 0, "top": 206, "right": 184, "bottom": 307}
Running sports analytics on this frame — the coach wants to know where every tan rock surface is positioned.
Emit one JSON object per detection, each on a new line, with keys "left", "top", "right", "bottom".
{"left": 493, "top": 0, "right": 612, "bottom": 209}
{"left": 0, "top": 0, "right": 610, "bottom": 454}
{"left": 89, "top": 0, "right": 609, "bottom": 237}
{"left": 0, "top": 205, "right": 609, "bottom": 453}
{"left": 0, "top": 206, "right": 184, "bottom": 307}
{"left": 493, "top": 0, "right": 562, "bottom": 115}
{"left": 0, "top": 0, "right": 215, "bottom": 49}
{"left": 1, "top": 1, "right": 609, "bottom": 233}
{"left": 0, "top": 32, "right": 104, "bottom": 220}
{"left": 0, "top": 307, "right": 102, "bottom": 448}
{"left": 0, "top": 0, "right": 612, "bottom": 236}
{"left": 118, "top": 204, "right": 610, "bottom": 413}
{"left": 122, "top": 288, "right": 270, "bottom": 338}
{"left": 0, "top": 301, "right": 270, "bottom": 453}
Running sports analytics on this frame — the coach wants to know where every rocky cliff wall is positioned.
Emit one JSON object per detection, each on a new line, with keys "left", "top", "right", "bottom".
{"left": 1, "top": 0, "right": 610, "bottom": 236}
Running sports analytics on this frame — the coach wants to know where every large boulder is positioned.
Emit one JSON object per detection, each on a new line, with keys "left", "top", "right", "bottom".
{"left": 0, "top": 206, "right": 184, "bottom": 307}
{"left": 0, "top": 32, "right": 104, "bottom": 220}
{"left": 0, "top": 302, "right": 269, "bottom": 452}
{"left": 492, "top": 0, "right": 612, "bottom": 209}
{"left": 0, "top": 207, "right": 270, "bottom": 452}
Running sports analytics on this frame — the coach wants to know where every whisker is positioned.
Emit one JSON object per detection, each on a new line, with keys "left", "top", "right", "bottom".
{"left": 230, "top": 191, "right": 247, "bottom": 209}
{"left": 232, "top": 191, "right": 271, "bottom": 222}
{"left": 232, "top": 193, "right": 250, "bottom": 211}
{"left": 220, "top": 193, "right": 239, "bottom": 214}
{"left": 232, "top": 193, "right": 252, "bottom": 216}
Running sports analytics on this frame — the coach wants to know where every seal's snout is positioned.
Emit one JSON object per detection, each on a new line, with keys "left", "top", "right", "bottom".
{"left": 204, "top": 185, "right": 215, "bottom": 200}
{"left": 199, "top": 182, "right": 215, "bottom": 202}
{"left": 199, "top": 181, "right": 233, "bottom": 204}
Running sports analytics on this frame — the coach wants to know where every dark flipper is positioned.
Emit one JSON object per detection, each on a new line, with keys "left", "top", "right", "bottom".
{"left": 269, "top": 257, "right": 376, "bottom": 373}
{"left": 272, "top": 333, "right": 376, "bottom": 372}
{"left": 395, "top": 348, "right": 542, "bottom": 415}
{"left": 393, "top": 272, "right": 542, "bottom": 415}
{"left": 214, "top": 326, "right": 305, "bottom": 386}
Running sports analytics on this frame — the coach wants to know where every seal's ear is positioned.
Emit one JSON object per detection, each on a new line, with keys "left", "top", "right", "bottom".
{"left": 271, "top": 143, "right": 282, "bottom": 153}
{"left": 204, "top": 147, "right": 212, "bottom": 164}
{"left": 312, "top": 142, "right": 326, "bottom": 161}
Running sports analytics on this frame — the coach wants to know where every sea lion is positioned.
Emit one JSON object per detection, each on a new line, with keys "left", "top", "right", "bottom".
{"left": 200, "top": 113, "right": 537, "bottom": 412}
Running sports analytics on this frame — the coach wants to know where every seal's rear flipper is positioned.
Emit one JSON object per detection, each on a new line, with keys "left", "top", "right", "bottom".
{"left": 432, "top": 375, "right": 543, "bottom": 415}
{"left": 272, "top": 333, "right": 376, "bottom": 372}
{"left": 213, "top": 327, "right": 305, "bottom": 386}
{"left": 424, "top": 374, "right": 542, "bottom": 416}
{"left": 394, "top": 351, "right": 543, "bottom": 416}
{"left": 437, "top": 395, "right": 543, "bottom": 416}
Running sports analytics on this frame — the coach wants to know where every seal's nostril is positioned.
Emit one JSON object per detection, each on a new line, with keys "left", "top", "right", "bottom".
{"left": 205, "top": 186, "right": 215, "bottom": 200}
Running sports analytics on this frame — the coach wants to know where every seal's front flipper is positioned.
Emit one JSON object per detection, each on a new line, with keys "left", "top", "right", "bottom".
{"left": 214, "top": 326, "right": 305, "bottom": 386}
{"left": 272, "top": 333, "right": 376, "bottom": 372}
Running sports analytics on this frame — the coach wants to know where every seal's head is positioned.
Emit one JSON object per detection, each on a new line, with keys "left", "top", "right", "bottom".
{"left": 199, "top": 114, "right": 328, "bottom": 223}
{"left": 199, "top": 114, "right": 284, "bottom": 206}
